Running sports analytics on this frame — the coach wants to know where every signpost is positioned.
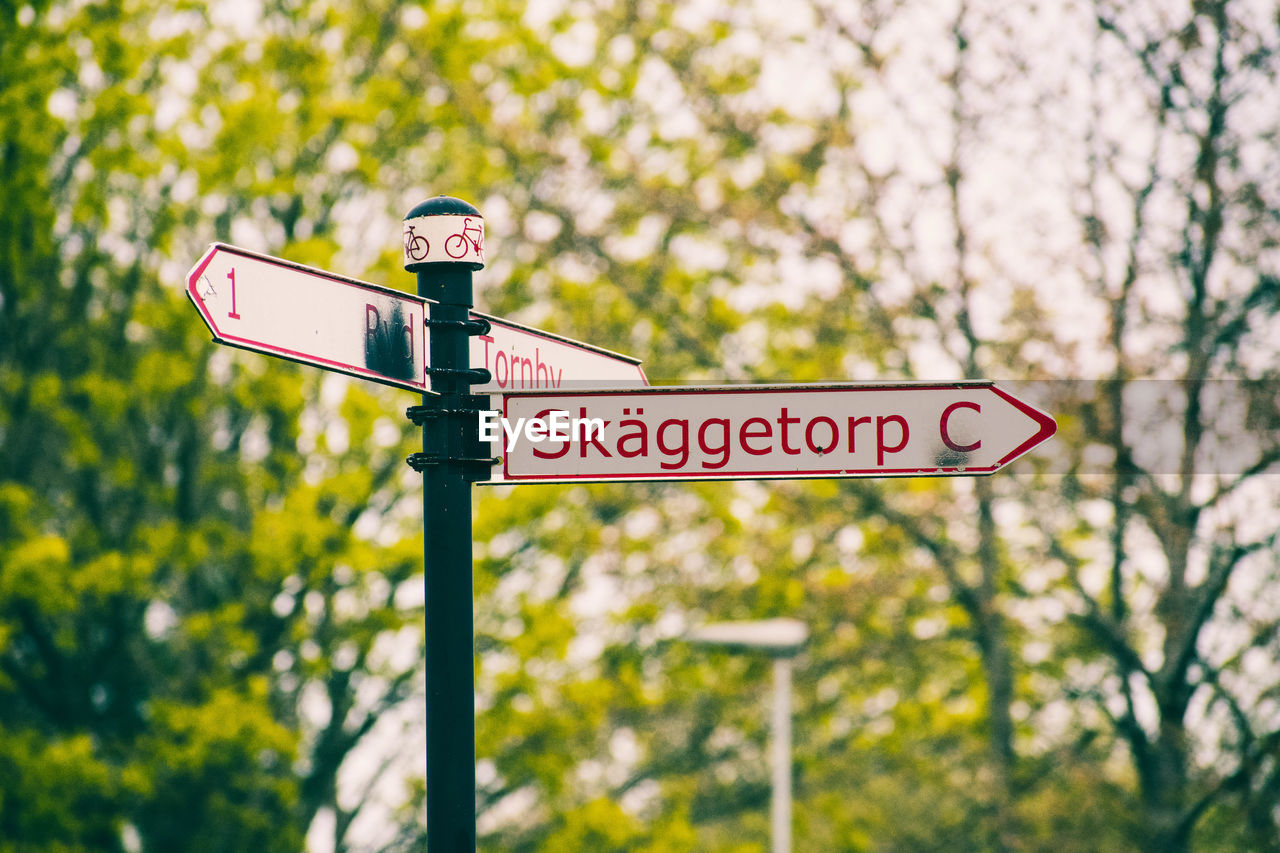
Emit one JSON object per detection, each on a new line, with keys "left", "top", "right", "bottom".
{"left": 402, "top": 197, "right": 489, "bottom": 853}
{"left": 480, "top": 382, "right": 1057, "bottom": 484}
{"left": 186, "top": 197, "right": 1058, "bottom": 853}
{"left": 187, "top": 243, "right": 432, "bottom": 393}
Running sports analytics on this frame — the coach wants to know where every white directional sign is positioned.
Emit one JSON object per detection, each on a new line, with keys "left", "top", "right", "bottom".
{"left": 187, "top": 244, "right": 648, "bottom": 394}
{"left": 479, "top": 382, "right": 1056, "bottom": 484}
{"left": 187, "top": 243, "right": 431, "bottom": 393}
{"left": 469, "top": 311, "right": 647, "bottom": 393}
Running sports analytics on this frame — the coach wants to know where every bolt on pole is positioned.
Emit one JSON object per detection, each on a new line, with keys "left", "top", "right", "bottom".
{"left": 404, "top": 196, "right": 491, "bottom": 851}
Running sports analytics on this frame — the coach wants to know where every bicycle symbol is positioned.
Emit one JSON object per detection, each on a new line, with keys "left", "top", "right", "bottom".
{"left": 405, "top": 224, "right": 430, "bottom": 261}
{"left": 445, "top": 217, "right": 484, "bottom": 259}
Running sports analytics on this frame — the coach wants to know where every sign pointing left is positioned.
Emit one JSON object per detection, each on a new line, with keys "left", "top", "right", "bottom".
{"left": 186, "top": 243, "right": 432, "bottom": 393}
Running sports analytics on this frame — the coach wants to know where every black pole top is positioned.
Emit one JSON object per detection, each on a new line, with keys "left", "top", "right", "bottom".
{"left": 404, "top": 196, "right": 481, "bottom": 220}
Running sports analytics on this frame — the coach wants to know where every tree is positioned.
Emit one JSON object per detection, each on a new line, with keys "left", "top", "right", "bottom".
{"left": 2, "top": 2, "right": 427, "bottom": 849}
{"left": 1056, "top": 1, "right": 1280, "bottom": 849}
{"left": 6, "top": 0, "right": 1278, "bottom": 849}
{"left": 778, "top": 0, "right": 1280, "bottom": 849}
{"left": 402, "top": 0, "right": 1280, "bottom": 849}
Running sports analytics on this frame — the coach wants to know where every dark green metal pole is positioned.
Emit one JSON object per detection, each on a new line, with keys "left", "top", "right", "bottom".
{"left": 404, "top": 197, "right": 489, "bottom": 851}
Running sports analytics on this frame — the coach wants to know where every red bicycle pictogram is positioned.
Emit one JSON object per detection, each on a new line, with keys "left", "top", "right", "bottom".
{"left": 405, "top": 224, "right": 430, "bottom": 261}
{"left": 445, "top": 217, "right": 484, "bottom": 259}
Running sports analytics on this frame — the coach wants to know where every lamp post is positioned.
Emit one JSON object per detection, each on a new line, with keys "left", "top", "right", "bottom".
{"left": 686, "top": 618, "right": 808, "bottom": 853}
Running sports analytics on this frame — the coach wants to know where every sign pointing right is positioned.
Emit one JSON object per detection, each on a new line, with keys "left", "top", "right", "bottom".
{"left": 481, "top": 382, "right": 1057, "bottom": 484}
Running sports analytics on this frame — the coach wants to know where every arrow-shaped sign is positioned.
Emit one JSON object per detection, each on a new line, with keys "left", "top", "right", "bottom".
{"left": 468, "top": 311, "right": 646, "bottom": 393}
{"left": 187, "top": 243, "right": 432, "bottom": 393}
{"left": 479, "top": 382, "right": 1056, "bottom": 484}
{"left": 187, "top": 244, "right": 648, "bottom": 393}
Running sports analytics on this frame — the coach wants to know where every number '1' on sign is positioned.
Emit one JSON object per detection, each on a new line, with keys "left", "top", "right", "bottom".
{"left": 186, "top": 243, "right": 433, "bottom": 393}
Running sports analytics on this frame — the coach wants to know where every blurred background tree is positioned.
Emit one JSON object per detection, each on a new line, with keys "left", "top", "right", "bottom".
{"left": 2, "top": 2, "right": 426, "bottom": 850}
{"left": 1, "top": 0, "right": 1277, "bottom": 852}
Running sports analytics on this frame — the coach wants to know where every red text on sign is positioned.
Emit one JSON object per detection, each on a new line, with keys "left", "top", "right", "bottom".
{"left": 514, "top": 406, "right": 927, "bottom": 470}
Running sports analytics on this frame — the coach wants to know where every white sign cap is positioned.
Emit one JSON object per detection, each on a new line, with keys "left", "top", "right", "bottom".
{"left": 403, "top": 197, "right": 485, "bottom": 271}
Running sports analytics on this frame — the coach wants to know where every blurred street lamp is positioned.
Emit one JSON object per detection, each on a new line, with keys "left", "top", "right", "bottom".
{"left": 686, "top": 618, "right": 808, "bottom": 853}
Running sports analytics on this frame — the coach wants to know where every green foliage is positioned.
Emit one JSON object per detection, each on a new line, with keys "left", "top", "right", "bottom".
{"left": 4, "top": 0, "right": 1279, "bottom": 851}
{"left": 1, "top": 1, "right": 426, "bottom": 849}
